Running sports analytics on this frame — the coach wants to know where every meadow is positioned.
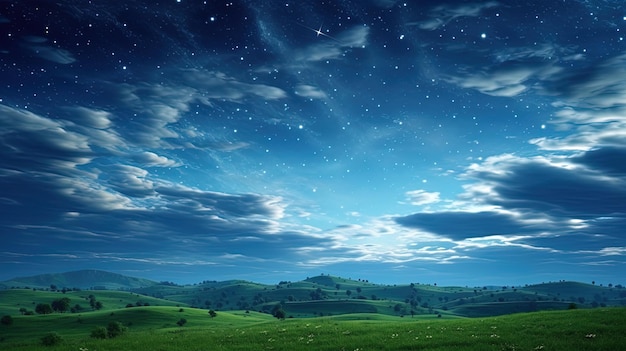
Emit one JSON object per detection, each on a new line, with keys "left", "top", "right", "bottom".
{"left": 2, "top": 272, "right": 625, "bottom": 350}
{"left": 1, "top": 305, "right": 625, "bottom": 350}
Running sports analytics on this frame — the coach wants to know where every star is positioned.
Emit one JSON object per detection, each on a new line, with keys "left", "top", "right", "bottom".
{"left": 297, "top": 22, "right": 342, "bottom": 43}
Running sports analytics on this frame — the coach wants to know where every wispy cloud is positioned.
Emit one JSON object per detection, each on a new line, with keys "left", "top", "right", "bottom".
{"left": 295, "top": 84, "right": 328, "bottom": 99}
{"left": 417, "top": 1, "right": 500, "bottom": 31}
{"left": 405, "top": 190, "right": 441, "bottom": 206}
{"left": 294, "top": 26, "right": 369, "bottom": 62}
{"left": 22, "top": 36, "right": 76, "bottom": 64}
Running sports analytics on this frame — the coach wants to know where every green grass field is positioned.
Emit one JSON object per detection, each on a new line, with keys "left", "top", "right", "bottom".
{"left": 1, "top": 305, "right": 624, "bottom": 350}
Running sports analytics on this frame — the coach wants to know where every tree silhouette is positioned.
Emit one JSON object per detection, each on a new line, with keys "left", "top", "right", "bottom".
{"left": 52, "top": 297, "right": 71, "bottom": 313}
{"left": 35, "top": 303, "right": 53, "bottom": 315}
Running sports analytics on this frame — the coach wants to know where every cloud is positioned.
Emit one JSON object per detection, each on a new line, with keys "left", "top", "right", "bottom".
{"left": 0, "top": 104, "right": 93, "bottom": 172}
{"left": 528, "top": 54, "right": 626, "bottom": 152}
{"left": 156, "top": 185, "right": 286, "bottom": 220}
{"left": 571, "top": 146, "right": 626, "bottom": 176}
{"left": 294, "top": 26, "right": 369, "bottom": 62}
{"left": 371, "top": 0, "right": 400, "bottom": 8}
{"left": 464, "top": 154, "right": 626, "bottom": 218}
{"left": 180, "top": 70, "right": 287, "bottom": 101}
{"left": 446, "top": 62, "right": 560, "bottom": 97}
{"left": 22, "top": 36, "right": 76, "bottom": 64}
{"left": 132, "top": 152, "right": 180, "bottom": 167}
{"left": 106, "top": 165, "right": 156, "bottom": 198}
{"left": 547, "top": 54, "right": 626, "bottom": 110}
{"left": 405, "top": 190, "right": 440, "bottom": 205}
{"left": 417, "top": 1, "right": 500, "bottom": 31}
{"left": 62, "top": 107, "right": 114, "bottom": 129}
{"left": 395, "top": 211, "right": 540, "bottom": 240}
{"left": 493, "top": 43, "right": 576, "bottom": 63}
{"left": 106, "top": 71, "right": 286, "bottom": 148}
{"left": 295, "top": 84, "right": 328, "bottom": 99}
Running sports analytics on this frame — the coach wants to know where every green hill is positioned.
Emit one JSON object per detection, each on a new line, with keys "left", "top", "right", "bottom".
{"left": 0, "top": 270, "right": 157, "bottom": 290}
{"left": 2, "top": 271, "right": 625, "bottom": 319}
{"left": 0, "top": 288, "right": 188, "bottom": 317}
{"left": 1, "top": 304, "right": 625, "bottom": 350}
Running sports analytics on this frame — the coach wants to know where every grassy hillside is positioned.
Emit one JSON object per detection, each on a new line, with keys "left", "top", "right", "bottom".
{"left": 0, "top": 270, "right": 157, "bottom": 290}
{"left": 3, "top": 272, "right": 625, "bottom": 319}
{"left": 0, "top": 305, "right": 624, "bottom": 350}
{"left": 0, "top": 289, "right": 187, "bottom": 317}
{"left": 130, "top": 275, "right": 626, "bottom": 318}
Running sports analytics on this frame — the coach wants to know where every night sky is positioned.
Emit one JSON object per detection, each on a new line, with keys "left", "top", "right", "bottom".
{"left": 1, "top": 0, "right": 625, "bottom": 286}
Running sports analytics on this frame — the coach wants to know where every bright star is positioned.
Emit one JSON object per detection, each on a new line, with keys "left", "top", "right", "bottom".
{"left": 297, "top": 22, "right": 342, "bottom": 43}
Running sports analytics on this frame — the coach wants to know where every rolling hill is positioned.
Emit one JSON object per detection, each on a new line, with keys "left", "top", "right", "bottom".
{"left": 0, "top": 270, "right": 157, "bottom": 290}
{"left": 2, "top": 271, "right": 625, "bottom": 319}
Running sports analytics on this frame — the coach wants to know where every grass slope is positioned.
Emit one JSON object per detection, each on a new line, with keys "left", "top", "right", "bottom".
{"left": 0, "top": 289, "right": 187, "bottom": 317}
{"left": 3, "top": 273, "right": 625, "bottom": 319}
{"left": 132, "top": 275, "right": 626, "bottom": 318}
{"left": 1, "top": 307, "right": 624, "bottom": 350}
{"left": 1, "top": 270, "right": 157, "bottom": 290}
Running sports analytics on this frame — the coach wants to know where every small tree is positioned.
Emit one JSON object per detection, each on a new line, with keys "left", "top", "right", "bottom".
{"left": 41, "top": 332, "right": 62, "bottom": 346}
{"left": 90, "top": 326, "right": 108, "bottom": 339}
{"left": 1, "top": 315, "right": 13, "bottom": 326}
{"left": 107, "top": 321, "right": 126, "bottom": 338}
{"left": 272, "top": 304, "right": 286, "bottom": 320}
{"left": 176, "top": 318, "right": 187, "bottom": 327}
{"left": 36, "top": 303, "right": 53, "bottom": 315}
{"left": 52, "top": 298, "right": 71, "bottom": 313}
{"left": 208, "top": 310, "right": 217, "bottom": 318}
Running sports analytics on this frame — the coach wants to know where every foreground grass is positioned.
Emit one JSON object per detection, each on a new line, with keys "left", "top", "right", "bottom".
{"left": 2, "top": 308, "right": 624, "bottom": 350}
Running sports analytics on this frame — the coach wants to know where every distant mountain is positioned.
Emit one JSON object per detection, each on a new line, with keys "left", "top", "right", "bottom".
{"left": 0, "top": 269, "right": 157, "bottom": 290}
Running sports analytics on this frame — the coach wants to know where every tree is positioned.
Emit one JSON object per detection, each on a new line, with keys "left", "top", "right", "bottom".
{"left": 176, "top": 318, "right": 187, "bottom": 327}
{"left": 208, "top": 310, "right": 217, "bottom": 318}
{"left": 41, "top": 332, "right": 62, "bottom": 346}
{"left": 18, "top": 307, "right": 27, "bottom": 315}
{"left": 1, "top": 315, "right": 13, "bottom": 326}
{"left": 106, "top": 321, "right": 126, "bottom": 338}
{"left": 90, "top": 326, "right": 108, "bottom": 339}
{"left": 35, "top": 303, "right": 53, "bottom": 315}
{"left": 52, "top": 297, "right": 71, "bottom": 313}
{"left": 272, "top": 306, "right": 286, "bottom": 320}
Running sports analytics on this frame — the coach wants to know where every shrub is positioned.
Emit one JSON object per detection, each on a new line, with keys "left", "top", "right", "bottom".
{"left": 1, "top": 315, "right": 13, "bottom": 326}
{"left": 107, "top": 321, "right": 127, "bottom": 338}
{"left": 176, "top": 318, "right": 187, "bottom": 327}
{"left": 41, "top": 332, "right": 62, "bottom": 346}
{"left": 90, "top": 326, "right": 108, "bottom": 339}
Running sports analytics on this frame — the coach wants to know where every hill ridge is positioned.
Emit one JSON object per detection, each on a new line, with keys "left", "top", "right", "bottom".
{"left": 1, "top": 269, "right": 157, "bottom": 290}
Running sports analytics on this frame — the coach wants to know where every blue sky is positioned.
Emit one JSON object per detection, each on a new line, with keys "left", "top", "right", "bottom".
{"left": 1, "top": 0, "right": 625, "bottom": 286}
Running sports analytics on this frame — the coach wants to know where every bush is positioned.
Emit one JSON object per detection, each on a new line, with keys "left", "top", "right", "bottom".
{"left": 90, "top": 326, "right": 108, "bottom": 339}
{"left": 107, "top": 321, "right": 127, "bottom": 338}
{"left": 176, "top": 318, "right": 187, "bottom": 327}
{"left": 41, "top": 332, "right": 62, "bottom": 346}
{"left": 1, "top": 315, "right": 13, "bottom": 326}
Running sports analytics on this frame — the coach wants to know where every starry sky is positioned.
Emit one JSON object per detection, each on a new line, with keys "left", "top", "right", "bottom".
{"left": 1, "top": 0, "right": 625, "bottom": 286}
